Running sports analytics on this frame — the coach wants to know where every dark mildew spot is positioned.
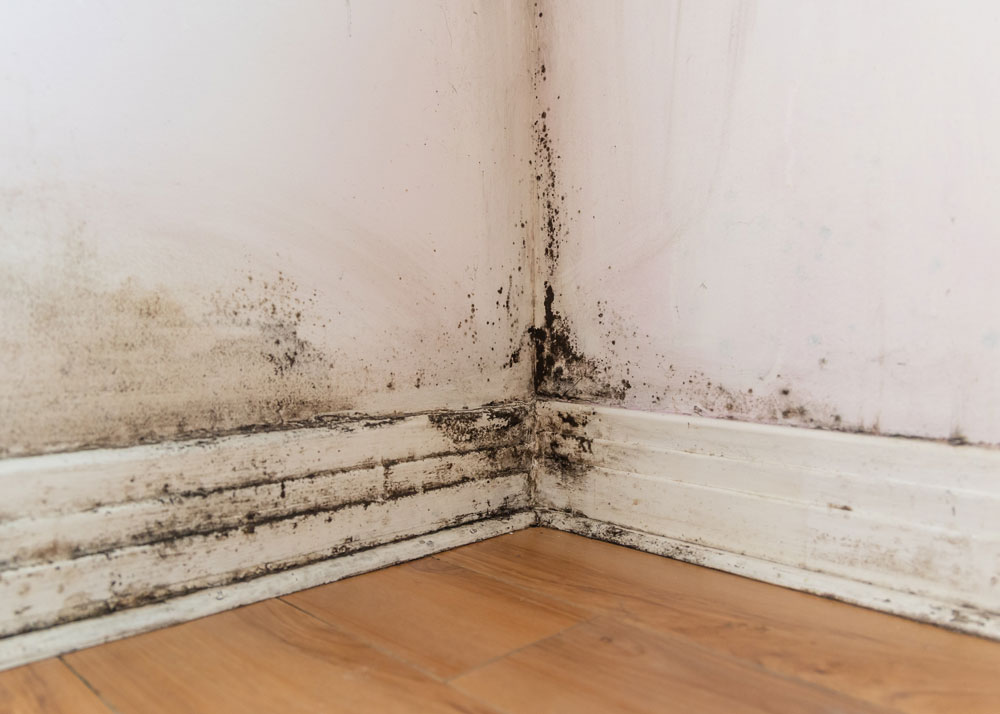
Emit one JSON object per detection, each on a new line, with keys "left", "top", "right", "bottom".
{"left": 427, "top": 403, "right": 531, "bottom": 449}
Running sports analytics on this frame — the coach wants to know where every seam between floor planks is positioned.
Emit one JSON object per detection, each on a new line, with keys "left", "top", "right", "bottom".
{"left": 437, "top": 527, "right": 1000, "bottom": 712}
{"left": 448, "top": 615, "right": 902, "bottom": 714}
{"left": 276, "top": 597, "right": 446, "bottom": 685}
{"left": 56, "top": 658, "right": 120, "bottom": 714}
{"left": 433, "top": 538, "right": 908, "bottom": 712}
{"left": 442, "top": 614, "right": 600, "bottom": 684}
{"left": 277, "top": 552, "right": 592, "bottom": 684}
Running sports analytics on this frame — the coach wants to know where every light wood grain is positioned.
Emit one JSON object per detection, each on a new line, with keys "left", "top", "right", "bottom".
{"left": 0, "top": 659, "right": 110, "bottom": 714}
{"left": 285, "top": 555, "right": 588, "bottom": 679}
{"left": 452, "top": 615, "right": 891, "bottom": 714}
{"left": 64, "top": 599, "right": 498, "bottom": 714}
{"left": 441, "top": 528, "right": 1000, "bottom": 714}
{"left": 8, "top": 528, "right": 1000, "bottom": 713}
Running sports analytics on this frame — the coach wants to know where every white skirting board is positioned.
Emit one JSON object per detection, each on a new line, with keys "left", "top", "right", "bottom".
{"left": 4, "top": 395, "right": 999, "bottom": 670}
{"left": 535, "top": 400, "right": 1000, "bottom": 639}
{"left": 0, "top": 513, "right": 533, "bottom": 672}
{"left": 0, "top": 403, "right": 533, "bottom": 670}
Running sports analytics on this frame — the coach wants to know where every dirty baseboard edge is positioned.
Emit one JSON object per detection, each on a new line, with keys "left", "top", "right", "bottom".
{"left": 538, "top": 510, "right": 1000, "bottom": 640}
{"left": 0, "top": 401, "right": 533, "bottom": 667}
{"left": 534, "top": 399, "right": 1000, "bottom": 640}
{"left": 0, "top": 511, "right": 534, "bottom": 671}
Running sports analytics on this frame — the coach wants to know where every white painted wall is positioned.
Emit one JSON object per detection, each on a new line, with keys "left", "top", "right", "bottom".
{"left": 0, "top": 1, "right": 535, "bottom": 456}
{"left": 539, "top": 0, "right": 1000, "bottom": 444}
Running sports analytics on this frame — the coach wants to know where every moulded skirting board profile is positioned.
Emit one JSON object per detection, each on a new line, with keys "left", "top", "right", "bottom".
{"left": 0, "top": 402, "right": 534, "bottom": 671}
{"left": 4, "top": 395, "right": 999, "bottom": 671}
{"left": 0, "top": 512, "right": 534, "bottom": 672}
{"left": 535, "top": 399, "right": 1000, "bottom": 640}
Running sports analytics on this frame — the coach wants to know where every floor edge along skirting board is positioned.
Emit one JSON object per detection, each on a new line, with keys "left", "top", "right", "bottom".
{"left": 2, "top": 397, "right": 999, "bottom": 669}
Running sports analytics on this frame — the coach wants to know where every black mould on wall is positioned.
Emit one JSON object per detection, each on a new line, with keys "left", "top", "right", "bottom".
{"left": 650, "top": 366, "right": 854, "bottom": 434}
{"left": 428, "top": 403, "right": 531, "bottom": 448}
{"left": 13, "top": 505, "right": 530, "bottom": 640}
{"left": 212, "top": 272, "right": 324, "bottom": 379}
{"left": 530, "top": 284, "right": 630, "bottom": 401}
{"left": 541, "top": 432, "right": 594, "bottom": 487}
{"left": 528, "top": 56, "right": 633, "bottom": 405}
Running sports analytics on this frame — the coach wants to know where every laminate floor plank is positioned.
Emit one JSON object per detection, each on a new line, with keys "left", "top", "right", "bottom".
{"left": 452, "top": 615, "right": 893, "bottom": 714}
{"left": 284, "top": 554, "right": 588, "bottom": 679}
{"left": 63, "top": 599, "right": 499, "bottom": 714}
{"left": 6, "top": 527, "right": 1000, "bottom": 713}
{"left": 0, "top": 659, "right": 112, "bottom": 714}
{"left": 439, "top": 528, "right": 1000, "bottom": 713}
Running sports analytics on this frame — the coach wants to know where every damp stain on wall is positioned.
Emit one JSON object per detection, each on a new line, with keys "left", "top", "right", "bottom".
{"left": 0, "top": 401, "right": 534, "bottom": 639}
{"left": 0, "top": 237, "right": 352, "bottom": 457}
{"left": 427, "top": 403, "right": 530, "bottom": 447}
{"left": 530, "top": 284, "right": 631, "bottom": 401}
{"left": 0, "top": 209, "right": 536, "bottom": 457}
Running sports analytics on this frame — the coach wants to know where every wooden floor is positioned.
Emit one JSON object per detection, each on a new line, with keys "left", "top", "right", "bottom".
{"left": 3, "top": 528, "right": 1000, "bottom": 713}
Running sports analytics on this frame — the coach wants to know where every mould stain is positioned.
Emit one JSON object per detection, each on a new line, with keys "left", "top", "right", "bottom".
{"left": 540, "top": 431, "right": 594, "bottom": 487}
{"left": 530, "top": 283, "right": 631, "bottom": 401}
{"left": 527, "top": 56, "right": 633, "bottom": 404}
{"left": 20, "top": 505, "right": 530, "bottom": 640}
{"left": 1, "top": 202, "right": 536, "bottom": 457}
{"left": 556, "top": 410, "right": 587, "bottom": 428}
{"left": 210, "top": 272, "right": 321, "bottom": 378}
{"left": 427, "top": 403, "right": 531, "bottom": 448}
{"left": 2, "top": 401, "right": 535, "bottom": 635}
{"left": 646, "top": 365, "right": 870, "bottom": 435}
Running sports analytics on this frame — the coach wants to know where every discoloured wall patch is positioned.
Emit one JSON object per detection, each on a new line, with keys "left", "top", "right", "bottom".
{"left": 535, "top": 400, "right": 1000, "bottom": 640}
{"left": 539, "top": 432, "right": 593, "bottom": 487}
{"left": 0, "top": 240, "right": 354, "bottom": 457}
{"left": 532, "top": 1, "right": 1000, "bottom": 445}
{"left": 11, "top": 489, "right": 528, "bottom": 639}
{"left": 0, "top": 229, "right": 536, "bottom": 457}
{"left": 645, "top": 366, "right": 851, "bottom": 433}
